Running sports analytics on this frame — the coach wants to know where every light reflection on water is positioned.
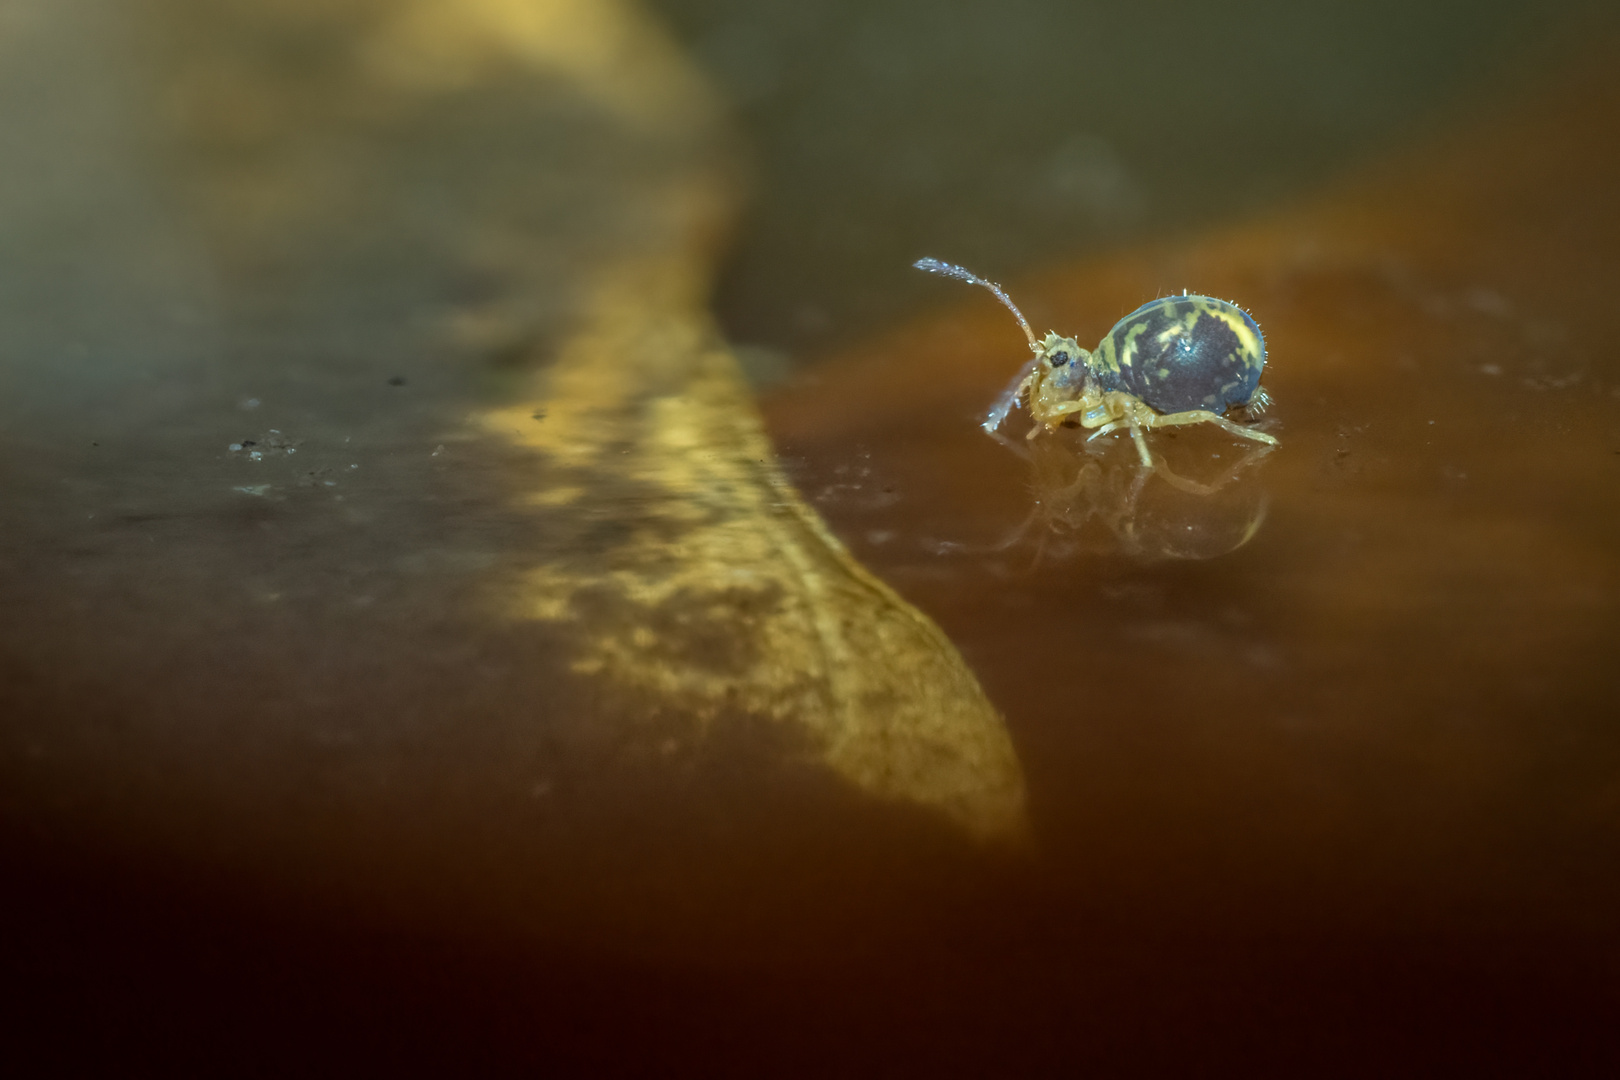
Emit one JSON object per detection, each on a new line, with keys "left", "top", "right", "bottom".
{"left": 763, "top": 73, "right": 1620, "bottom": 954}
{"left": 1009, "top": 435, "right": 1273, "bottom": 563}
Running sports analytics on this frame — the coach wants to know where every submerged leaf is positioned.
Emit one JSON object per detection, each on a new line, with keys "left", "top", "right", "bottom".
{"left": 483, "top": 253, "right": 1025, "bottom": 840}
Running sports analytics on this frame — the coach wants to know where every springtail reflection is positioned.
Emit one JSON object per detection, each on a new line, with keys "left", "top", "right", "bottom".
{"left": 926, "top": 430, "right": 1276, "bottom": 566}
{"left": 1012, "top": 433, "right": 1274, "bottom": 562}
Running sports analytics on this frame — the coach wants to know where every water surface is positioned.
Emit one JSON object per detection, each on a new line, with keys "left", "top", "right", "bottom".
{"left": 2, "top": 0, "right": 1617, "bottom": 1072}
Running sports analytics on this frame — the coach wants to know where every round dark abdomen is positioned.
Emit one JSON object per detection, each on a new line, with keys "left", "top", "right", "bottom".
{"left": 1107, "top": 297, "right": 1265, "bottom": 415}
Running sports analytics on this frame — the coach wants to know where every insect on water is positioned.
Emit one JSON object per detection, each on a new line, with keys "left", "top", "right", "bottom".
{"left": 914, "top": 258, "right": 1277, "bottom": 466}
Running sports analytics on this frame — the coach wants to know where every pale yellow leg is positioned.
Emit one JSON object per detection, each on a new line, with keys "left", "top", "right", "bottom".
{"left": 1128, "top": 414, "right": 1153, "bottom": 467}
{"left": 1146, "top": 409, "right": 1278, "bottom": 446}
{"left": 1026, "top": 398, "right": 1097, "bottom": 440}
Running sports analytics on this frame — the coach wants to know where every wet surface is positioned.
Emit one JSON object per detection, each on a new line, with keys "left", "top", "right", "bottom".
{"left": 3, "top": 0, "right": 1619, "bottom": 1074}
{"left": 765, "top": 49, "right": 1620, "bottom": 949}
{"left": 3, "top": 0, "right": 1022, "bottom": 977}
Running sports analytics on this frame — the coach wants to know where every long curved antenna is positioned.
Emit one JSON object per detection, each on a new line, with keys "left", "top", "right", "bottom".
{"left": 913, "top": 258, "right": 1037, "bottom": 349}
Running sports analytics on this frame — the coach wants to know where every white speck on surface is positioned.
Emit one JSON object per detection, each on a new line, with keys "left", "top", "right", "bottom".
{"left": 229, "top": 443, "right": 242, "bottom": 451}
{"left": 1480, "top": 363, "right": 1502, "bottom": 376}
{"left": 239, "top": 397, "right": 261, "bottom": 410}
{"left": 248, "top": 451, "right": 263, "bottom": 461}
{"left": 234, "top": 485, "right": 272, "bottom": 497}
{"left": 285, "top": 447, "right": 296, "bottom": 455}
{"left": 432, "top": 444, "right": 445, "bottom": 457}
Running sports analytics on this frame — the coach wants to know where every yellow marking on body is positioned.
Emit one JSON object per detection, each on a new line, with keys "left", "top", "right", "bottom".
{"left": 1119, "top": 320, "right": 1151, "bottom": 367}
{"left": 1212, "top": 308, "right": 1264, "bottom": 362}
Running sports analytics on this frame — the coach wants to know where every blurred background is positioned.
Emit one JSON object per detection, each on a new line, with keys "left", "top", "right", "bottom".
{"left": 2, "top": 0, "right": 1617, "bottom": 1074}
{"left": 649, "top": 0, "right": 1579, "bottom": 357}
